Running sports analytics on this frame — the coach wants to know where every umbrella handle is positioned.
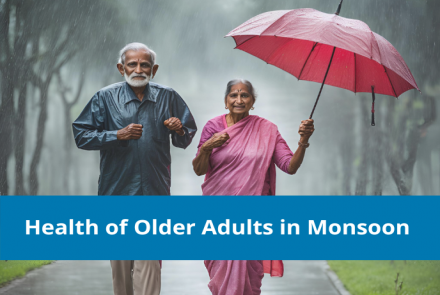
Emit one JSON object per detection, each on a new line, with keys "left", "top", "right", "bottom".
{"left": 371, "top": 86, "right": 376, "bottom": 126}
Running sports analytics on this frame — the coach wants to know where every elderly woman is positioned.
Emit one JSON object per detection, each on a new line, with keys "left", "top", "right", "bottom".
{"left": 192, "top": 79, "right": 315, "bottom": 295}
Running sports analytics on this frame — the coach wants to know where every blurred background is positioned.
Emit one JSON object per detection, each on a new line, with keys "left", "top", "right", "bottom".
{"left": 1, "top": 0, "right": 439, "bottom": 196}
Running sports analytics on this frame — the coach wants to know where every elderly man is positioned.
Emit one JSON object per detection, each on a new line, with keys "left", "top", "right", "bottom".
{"left": 72, "top": 42, "right": 197, "bottom": 295}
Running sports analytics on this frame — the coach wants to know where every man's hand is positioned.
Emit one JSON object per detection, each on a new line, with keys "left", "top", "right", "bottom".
{"left": 298, "top": 119, "right": 315, "bottom": 141}
{"left": 201, "top": 133, "right": 230, "bottom": 153}
{"left": 117, "top": 123, "right": 143, "bottom": 140}
{"left": 164, "top": 117, "right": 184, "bottom": 136}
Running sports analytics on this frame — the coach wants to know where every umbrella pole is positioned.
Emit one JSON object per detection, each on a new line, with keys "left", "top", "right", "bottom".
{"left": 309, "top": 46, "right": 337, "bottom": 119}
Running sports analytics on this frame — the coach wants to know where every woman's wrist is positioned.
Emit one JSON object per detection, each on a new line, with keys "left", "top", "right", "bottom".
{"left": 299, "top": 136, "right": 309, "bottom": 144}
{"left": 200, "top": 145, "right": 213, "bottom": 154}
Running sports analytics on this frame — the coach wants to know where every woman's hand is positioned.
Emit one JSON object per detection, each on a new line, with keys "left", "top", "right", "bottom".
{"left": 287, "top": 119, "right": 315, "bottom": 174}
{"left": 298, "top": 119, "right": 315, "bottom": 141}
{"left": 201, "top": 133, "right": 230, "bottom": 153}
{"left": 193, "top": 132, "right": 230, "bottom": 176}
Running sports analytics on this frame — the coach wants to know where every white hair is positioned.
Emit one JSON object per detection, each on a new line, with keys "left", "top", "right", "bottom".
{"left": 118, "top": 42, "right": 157, "bottom": 65}
{"left": 224, "top": 79, "right": 257, "bottom": 102}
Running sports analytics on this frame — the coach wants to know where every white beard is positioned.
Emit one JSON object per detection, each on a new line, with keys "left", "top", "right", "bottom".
{"left": 124, "top": 71, "right": 151, "bottom": 87}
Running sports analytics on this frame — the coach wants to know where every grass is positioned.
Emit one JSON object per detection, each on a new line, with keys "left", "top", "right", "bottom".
{"left": 0, "top": 260, "right": 53, "bottom": 286}
{"left": 328, "top": 261, "right": 440, "bottom": 295}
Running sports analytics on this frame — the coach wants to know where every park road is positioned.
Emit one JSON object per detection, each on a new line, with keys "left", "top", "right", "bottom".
{"left": 0, "top": 260, "right": 344, "bottom": 295}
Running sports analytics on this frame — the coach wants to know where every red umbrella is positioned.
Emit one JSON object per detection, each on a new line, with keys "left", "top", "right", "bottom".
{"left": 226, "top": 1, "right": 420, "bottom": 125}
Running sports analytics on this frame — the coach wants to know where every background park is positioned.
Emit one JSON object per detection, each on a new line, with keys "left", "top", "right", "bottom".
{"left": 1, "top": 0, "right": 439, "bottom": 294}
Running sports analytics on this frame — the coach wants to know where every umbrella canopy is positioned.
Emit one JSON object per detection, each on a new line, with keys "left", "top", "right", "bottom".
{"left": 226, "top": 7, "right": 420, "bottom": 121}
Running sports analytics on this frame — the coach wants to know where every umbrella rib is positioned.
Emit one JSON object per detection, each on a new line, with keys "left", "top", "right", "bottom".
{"left": 259, "top": 10, "right": 294, "bottom": 36}
{"left": 383, "top": 65, "right": 398, "bottom": 98}
{"left": 298, "top": 42, "right": 318, "bottom": 80}
{"left": 309, "top": 46, "right": 337, "bottom": 119}
{"left": 232, "top": 35, "right": 256, "bottom": 49}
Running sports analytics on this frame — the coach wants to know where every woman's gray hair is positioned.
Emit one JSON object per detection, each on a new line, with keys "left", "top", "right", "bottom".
{"left": 224, "top": 79, "right": 257, "bottom": 102}
{"left": 118, "top": 42, "right": 157, "bottom": 65}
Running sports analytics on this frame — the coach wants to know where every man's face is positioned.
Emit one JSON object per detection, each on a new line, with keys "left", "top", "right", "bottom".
{"left": 117, "top": 49, "right": 159, "bottom": 87}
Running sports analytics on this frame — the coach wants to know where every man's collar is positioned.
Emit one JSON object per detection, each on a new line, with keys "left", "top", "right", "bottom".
{"left": 122, "top": 82, "right": 157, "bottom": 104}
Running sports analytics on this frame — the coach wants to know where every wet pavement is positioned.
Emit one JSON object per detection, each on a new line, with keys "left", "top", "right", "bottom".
{"left": 0, "top": 260, "right": 343, "bottom": 295}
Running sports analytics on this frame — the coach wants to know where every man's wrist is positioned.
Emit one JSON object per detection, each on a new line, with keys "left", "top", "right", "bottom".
{"left": 176, "top": 128, "right": 185, "bottom": 136}
{"left": 116, "top": 129, "right": 129, "bottom": 141}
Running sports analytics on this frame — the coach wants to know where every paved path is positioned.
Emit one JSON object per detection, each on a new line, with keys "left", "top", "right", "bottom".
{"left": 0, "top": 261, "right": 343, "bottom": 295}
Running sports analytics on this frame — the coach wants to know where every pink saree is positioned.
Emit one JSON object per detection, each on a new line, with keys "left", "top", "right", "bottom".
{"left": 198, "top": 115, "right": 286, "bottom": 295}
{"left": 201, "top": 115, "right": 279, "bottom": 196}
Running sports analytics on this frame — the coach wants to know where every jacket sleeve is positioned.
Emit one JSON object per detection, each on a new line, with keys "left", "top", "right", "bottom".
{"left": 170, "top": 90, "right": 197, "bottom": 149}
{"left": 72, "top": 93, "right": 125, "bottom": 150}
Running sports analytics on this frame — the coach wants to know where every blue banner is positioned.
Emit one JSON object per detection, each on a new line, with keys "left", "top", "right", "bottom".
{"left": 1, "top": 195, "right": 439, "bottom": 259}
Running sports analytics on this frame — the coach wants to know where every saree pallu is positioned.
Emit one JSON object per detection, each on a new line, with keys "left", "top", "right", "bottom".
{"left": 200, "top": 115, "right": 284, "bottom": 294}
{"left": 201, "top": 115, "right": 278, "bottom": 196}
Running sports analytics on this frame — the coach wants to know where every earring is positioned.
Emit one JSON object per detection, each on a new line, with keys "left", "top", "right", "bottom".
{"left": 225, "top": 106, "right": 228, "bottom": 109}
{"left": 251, "top": 107, "right": 255, "bottom": 110}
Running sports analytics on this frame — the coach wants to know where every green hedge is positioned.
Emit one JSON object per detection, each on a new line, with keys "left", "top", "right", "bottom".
{"left": 328, "top": 261, "right": 440, "bottom": 295}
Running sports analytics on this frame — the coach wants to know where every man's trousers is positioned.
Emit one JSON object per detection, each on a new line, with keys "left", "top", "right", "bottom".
{"left": 110, "top": 260, "right": 161, "bottom": 295}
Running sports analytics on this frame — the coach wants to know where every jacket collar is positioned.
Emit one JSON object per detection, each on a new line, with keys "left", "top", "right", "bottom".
{"left": 122, "top": 82, "right": 157, "bottom": 104}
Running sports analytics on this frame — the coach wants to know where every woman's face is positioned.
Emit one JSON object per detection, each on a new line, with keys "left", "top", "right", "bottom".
{"left": 225, "top": 83, "right": 255, "bottom": 115}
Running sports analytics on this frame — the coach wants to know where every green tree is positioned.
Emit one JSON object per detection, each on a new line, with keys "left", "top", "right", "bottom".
{"left": 0, "top": 0, "right": 122, "bottom": 195}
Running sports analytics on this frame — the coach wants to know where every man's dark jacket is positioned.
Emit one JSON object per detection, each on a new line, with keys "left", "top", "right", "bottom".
{"left": 72, "top": 82, "right": 197, "bottom": 195}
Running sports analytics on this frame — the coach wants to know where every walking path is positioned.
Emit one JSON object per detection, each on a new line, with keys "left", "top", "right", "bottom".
{"left": 0, "top": 260, "right": 346, "bottom": 295}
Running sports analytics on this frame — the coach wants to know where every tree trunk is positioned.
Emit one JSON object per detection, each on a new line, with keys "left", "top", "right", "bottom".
{"left": 13, "top": 4, "right": 29, "bottom": 195}
{"left": 14, "top": 82, "right": 28, "bottom": 195}
{"left": 417, "top": 138, "right": 433, "bottom": 195}
{"left": 387, "top": 94, "right": 436, "bottom": 195}
{"left": 341, "top": 111, "right": 354, "bottom": 195}
{"left": 0, "top": 79, "right": 13, "bottom": 195}
{"left": 355, "top": 98, "right": 369, "bottom": 195}
{"left": 58, "top": 68, "right": 85, "bottom": 194}
{"left": 0, "top": 0, "right": 12, "bottom": 195}
{"left": 29, "top": 79, "right": 52, "bottom": 195}
{"left": 371, "top": 124, "right": 384, "bottom": 195}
